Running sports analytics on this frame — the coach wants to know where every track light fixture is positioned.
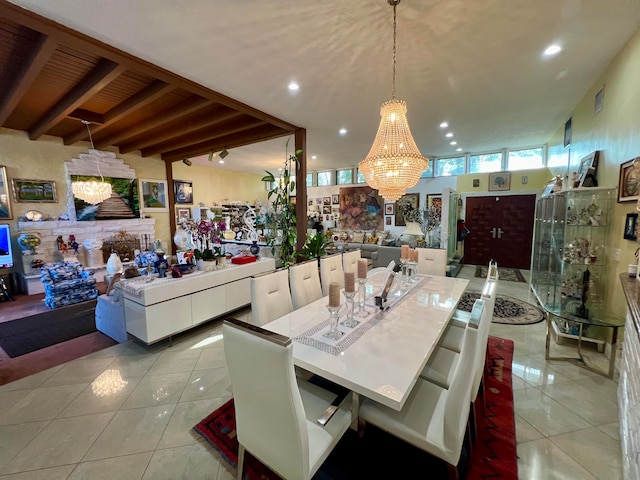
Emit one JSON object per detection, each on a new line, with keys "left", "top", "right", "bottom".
{"left": 182, "top": 158, "right": 192, "bottom": 166}
{"left": 219, "top": 148, "right": 229, "bottom": 159}
{"left": 207, "top": 151, "right": 216, "bottom": 162}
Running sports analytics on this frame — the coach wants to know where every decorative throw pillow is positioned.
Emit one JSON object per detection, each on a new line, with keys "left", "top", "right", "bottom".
{"left": 376, "top": 232, "right": 388, "bottom": 245}
{"left": 366, "top": 236, "right": 378, "bottom": 244}
{"left": 352, "top": 231, "right": 365, "bottom": 243}
{"left": 363, "top": 230, "right": 375, "bottom": 242}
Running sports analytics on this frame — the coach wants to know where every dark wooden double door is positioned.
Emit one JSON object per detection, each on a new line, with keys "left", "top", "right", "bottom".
{"left": 463, "top": 194, "right": 536, "bottom": 270}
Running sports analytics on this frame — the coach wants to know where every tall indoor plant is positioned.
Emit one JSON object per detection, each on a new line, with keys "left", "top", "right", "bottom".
{"left": 261, "top": 140, "right": 301, "bottom": 267}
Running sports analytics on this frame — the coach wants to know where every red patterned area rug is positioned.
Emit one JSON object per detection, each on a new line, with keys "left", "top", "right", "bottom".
{"left": 194, "top": 336, "right": 517, "bottom": 479}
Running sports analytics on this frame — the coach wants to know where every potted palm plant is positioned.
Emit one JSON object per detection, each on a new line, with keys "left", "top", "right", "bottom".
{"left": 299, "top": 232, "right": 330, "bottom": 263}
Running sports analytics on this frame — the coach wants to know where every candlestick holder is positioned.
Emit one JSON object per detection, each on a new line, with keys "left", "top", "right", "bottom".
{"left": 356, "top": 278, "right": 370, "bottom": 317}
{"left": 323, "top": 305, "right": 343, "bottom": 340}
{"left": 400, "top": 260, "right": 409, "bottom": 287}
{"left": 341, "top": 290, "right": 358, "bottom": 328}
{"left": 406, "top": 260, "right": 418, "bottom": 284}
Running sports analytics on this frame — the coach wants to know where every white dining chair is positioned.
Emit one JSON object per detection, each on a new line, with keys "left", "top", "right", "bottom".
{"left": 359, "top": 320, "right": 478, "bottom": 479}
{"left": 416, "top": 247, "right": 448, "bottom": 276}
{"left": 250, "top": 269, "right": 293, "bottom": 326}
{"left": 342, "top": 249, "right": 361, "bottom": 276}
{"left": 320, "top": 253, "right": 344, "bottom": 296}
{"left": 420, "top": 299, "right": 486, "bottom": 390}
{"left": 223, "top": 318, "right": 353, "bottom": 480}
{"left": 289, "top": 259, "right": 323, "bottom": 310}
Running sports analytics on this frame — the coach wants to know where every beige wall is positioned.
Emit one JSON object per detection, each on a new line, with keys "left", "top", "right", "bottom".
{"left": 546, "top": 27, "right": 640, "bottom": 320}
{"left": 457, "top": 168, "right": 551, "bottom": 193}
{"left": 0, "top": 127, "right": 267, "bottom": 274}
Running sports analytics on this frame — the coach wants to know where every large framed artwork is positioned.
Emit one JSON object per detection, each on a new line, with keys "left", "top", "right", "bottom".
{"left": 618, "top": 157, "right": 640, "bottom": 203}
{"left": 576, "top": 151, "right": 599, "bottom": 188}
{"left": 11, "top": 178, "right": 57, "bottom": 203}
{"left": 339, "top": 186, "right": 383, "bottom": 231}
{"left": 0, "top": 166, "right": 12, "bottom": 219}
{"left": 174, "top": 180, "right": 193, "bottom": 204}
{"left": 139, "top": 179, "right": 169, "bottom": 212}
{"left": 71, "top": 175, "right": 139, "bottom": 221}
{"left": 395, "top": 193, "right": 419, "bottom": 227}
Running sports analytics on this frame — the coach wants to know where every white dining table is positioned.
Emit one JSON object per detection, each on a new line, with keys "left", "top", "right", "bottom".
{"left": 262, "top": 273, "right": 469, "bottom": 411}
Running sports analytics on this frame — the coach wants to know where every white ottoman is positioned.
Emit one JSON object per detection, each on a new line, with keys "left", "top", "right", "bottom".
{"left": 95, "top": 290, "right": 128, "bottom": 343}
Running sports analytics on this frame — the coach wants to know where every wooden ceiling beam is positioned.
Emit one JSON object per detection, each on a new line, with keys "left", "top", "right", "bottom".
{"left": 95, "top": 95, "right": 210, "bottom": 148}
{"left": 139, "top": 117, "right": 264, "bottom": 157}
{"left": 28, "top": 58, "right": 125, "bottom": 140}
{"left": 118, "top": 107, "right": 241, "bottom": 154}
{"left": 64, "top": 79, "right": 173, "bottom": 145}
{"left": 162, "top": 124, "right": 289, "bottom": 162}
{"left": 0, "top": 33, "right": 57, "bottom": 125}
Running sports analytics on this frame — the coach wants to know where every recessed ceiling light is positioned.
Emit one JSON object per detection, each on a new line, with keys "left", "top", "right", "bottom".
{"left": 439, "top": 122, "right": 448, "bottom": 128}
{"left": 339, "top": 128, "right": 347, "bottom": 135}
{"left": 450, "top": 141, "right": 457, "bottom": 145}
{"left": 311, "top": 155, "right": 317, "bottom": 160}
{"left": 219, "top": 160, "right": 224, "bottom": 164}
{"left": 445, "top": 132, "right": 454, "bottom": 138}
{"left": 288, "top": 81, "right": 299, "bottom": 91}
{"left": 543, "top": 44, "right": 562, "bottom": 56}
{"left": 456, "top": 148, "right": 462, "bottom": 152}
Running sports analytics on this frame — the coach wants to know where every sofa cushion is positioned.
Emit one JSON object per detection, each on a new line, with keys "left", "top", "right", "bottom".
{"left": 352, "top": 231, "right": 365, "bottom": 243}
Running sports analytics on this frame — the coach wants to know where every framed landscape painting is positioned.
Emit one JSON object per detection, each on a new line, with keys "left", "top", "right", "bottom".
{"left": 11, "top": 178, "right": 57, "bottom": 203}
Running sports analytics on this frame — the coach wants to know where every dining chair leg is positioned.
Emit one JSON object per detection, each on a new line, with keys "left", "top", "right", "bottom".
{"left": 446, "top": 462, "right": 461, "bottom": 480}
{"left": 357, "top": 417, "right": 367, "bottom": 438}
{"left": 237, "top": 444, "right": 245, "bottom": 480}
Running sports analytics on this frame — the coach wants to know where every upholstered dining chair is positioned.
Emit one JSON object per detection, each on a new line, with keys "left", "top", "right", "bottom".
{"left": 359, "top": 320, "right": 478, "bottom": 479}
{"left": 419, "top": 299, "right": 486, "bottom": 390}
{"left": 250, "top": 268, "right": 293, "bottom": 326}
{"left": 289, "top": 259, "right": 323, "bottom": 310}
{"left": 223, "top": 318, "right": 353, "bottom": 480}
{"left": 416, "top": 247, "right": 448, "bottom": 276}
{"left": 342, "top": 249, "right": 361, "bottom": 276}
{"left": 320, "top": 253, "right": 344, "bottom": 296}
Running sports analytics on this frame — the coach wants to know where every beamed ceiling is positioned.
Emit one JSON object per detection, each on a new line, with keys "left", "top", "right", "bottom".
{"left": 0, "top": 0, "right": 300, "bottom": 163}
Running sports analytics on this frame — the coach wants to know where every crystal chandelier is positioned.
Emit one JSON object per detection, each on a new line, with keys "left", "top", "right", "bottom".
{"left": 71, "top": 120, "right": 112, "bottom": 204}
{"left": 359, "top": 0, "right": 429, "bottom": 203}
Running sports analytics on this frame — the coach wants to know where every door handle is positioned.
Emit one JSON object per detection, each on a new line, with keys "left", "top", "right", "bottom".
{"left": 490, "top": 227, "right": 503, "bottom": 239}
{"left": 497, "top": 228, "right": 503, "bottom": 238}
{"left": 490, "top": 228, "right": 496, "bottom": 238}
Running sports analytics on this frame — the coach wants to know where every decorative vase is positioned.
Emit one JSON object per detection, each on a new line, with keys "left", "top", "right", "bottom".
{"left": 249, "top": 241, "right": 260, "bottom": 256}
{"left": 106, "top": 252, "right": 123, "bottom": 274}
{"left": 173, "top": 227, "right": 188, "bottom": 250}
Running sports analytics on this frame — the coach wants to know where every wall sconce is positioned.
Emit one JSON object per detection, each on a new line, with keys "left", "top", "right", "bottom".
{"left": 182, "top": 158, "right": 192, "bottom": 166}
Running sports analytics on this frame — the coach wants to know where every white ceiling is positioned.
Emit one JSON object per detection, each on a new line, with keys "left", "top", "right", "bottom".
{"left": 10, "top": 0, "right": 640, "bottom": 176}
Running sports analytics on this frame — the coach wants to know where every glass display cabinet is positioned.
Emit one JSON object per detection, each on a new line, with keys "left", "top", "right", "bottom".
{"left": 531, "top": 187, "right": 617, "bottom": 354}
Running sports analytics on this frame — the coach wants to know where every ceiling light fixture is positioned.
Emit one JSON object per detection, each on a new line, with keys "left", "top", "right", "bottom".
{"left": 288, "top": 81, "right": 299, "bottom": 91}
{"left": 544, "top": 44, "right": 562, "bottom": 56}
{"left": 445, "top": 132, "right": 453, "bottom": 138}
{"left": 439, "top": 122, "right": 448, "bottom": 128}
{"left": 182, "top": 158, "right": 192, "bottom": 166}
{"left": 219, "top": 148, "right": 229, "bottom": 159}
{"left": 208, "top": 151, "right": 216, "bottom": 162}
{"left": 339, "top": 128, "right": 347, "bottom": 135}
{"left": 358, "top": 0, "right": 428, "bottom": 203}
{"left": 71, "top": 120, "right": 112, "bottom": 204}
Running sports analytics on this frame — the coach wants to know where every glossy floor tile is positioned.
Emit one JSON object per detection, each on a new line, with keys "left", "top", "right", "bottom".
{"left": 0, "top": 265, "right": 622, "bottom": 479}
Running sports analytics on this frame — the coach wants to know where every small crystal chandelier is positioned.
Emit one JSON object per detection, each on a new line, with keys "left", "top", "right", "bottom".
{"left": 359, "top": 0, "right": 429, "bottom": 203}
{"left": 71, "top": 120, "right": 112, "bottom": 204}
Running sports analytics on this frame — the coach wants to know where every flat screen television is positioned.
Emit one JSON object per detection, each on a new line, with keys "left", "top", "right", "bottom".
{"left": 0, "top": 224, "right": 14, "bottom": 269}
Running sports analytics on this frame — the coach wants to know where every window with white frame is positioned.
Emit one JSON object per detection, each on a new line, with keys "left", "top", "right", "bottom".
{"left": 469, "top": 152, "right": 503, "bottom": 173}
{"left": 356, "top": 169, "right": 366, "bottom": 184}
{"left": 306, "top": 173, "right": 314, "bottom": 187}
{"left": 317, "top": 171, "right": 333, "bottom": 186}
{"left": 508, "top": 147, "right": 544, "bottom": 170}
{"left": 435, "top": 156, "right": 465, "bottom": 176}
{"left": 336, "top": 168, "right": 353, "bottom": 185}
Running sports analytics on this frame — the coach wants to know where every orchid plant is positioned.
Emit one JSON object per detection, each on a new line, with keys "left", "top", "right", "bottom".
{"left": 180, "top": 218, "right": 226, "bottom": 260}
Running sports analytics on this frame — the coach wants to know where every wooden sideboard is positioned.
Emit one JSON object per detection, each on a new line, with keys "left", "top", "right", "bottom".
{"left": 122, "top": 258, "right": 275, "bottom": 344}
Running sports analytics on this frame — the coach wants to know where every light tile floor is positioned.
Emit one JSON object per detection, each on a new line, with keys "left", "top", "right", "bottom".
{"left": 0, "top": 265, "right": 623, "bottom": 479}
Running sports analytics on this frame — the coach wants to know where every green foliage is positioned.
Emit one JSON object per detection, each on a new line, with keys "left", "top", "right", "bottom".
{"left": 299, "top": 232, "right": 329, "bottom": 261}
{"left": 261, "top": 139, "right": 301, "bottom": 267}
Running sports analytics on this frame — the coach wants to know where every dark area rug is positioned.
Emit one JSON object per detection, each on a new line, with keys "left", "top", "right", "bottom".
{"left": 475, "top": 265, "right": 527, "bottom": 283}
{"left": 0, "top": 300, "right": 97, "bottom": 357}
{"left": 194, "top": 337, "right": 517, "bottom": 479}
{"left": 459, "top": 290, "right": 544, "bottom": 325}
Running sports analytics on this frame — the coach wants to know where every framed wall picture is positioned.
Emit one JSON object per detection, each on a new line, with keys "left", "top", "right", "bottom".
{"left": 139, "top": 179, "right": 169, "bottom": 212}
{"left": 323, "top": 196, "right": 331, "bottom": 205}
{"left": 322, "top": 205, "right": 331, "bottom": 214}
{"left": 0, "top": 165, "right": 12, "bottom": 219}
{"left": 625, "top": 213, "right": 638, "bottom": 240}
{"left": 564, "top": 117, "right": 572, "bottom": 149}
{"left": 618, "top": 157, "right": 640, "bottom": 203}
{"left": 541, "top": 179, "right": 556, "bottom": 197}
{"left": 576, "top": 151, "right": 599, "bottom": 188}
{"left": 173, "top": 180, "right": 193, "bottom": 204}
{"left": 177, "top": 207, "right": 190, "bottom": 221}
{"left": 11, "top": 178, "right": 57, "bottom": 203}
{"left": 385, "top": 216, "right": 392, "bottom": 226}
{"left": 395, "top": 193, "right": 419, "bottom": 226}
{"left": 332, "top": 194, "right": 340, "bottom": 205}
{"left": 488, "top": 172, "right": 511, "bottom": 191}
{"left": 384, "top": 203, "right": 394, "bottom": 215}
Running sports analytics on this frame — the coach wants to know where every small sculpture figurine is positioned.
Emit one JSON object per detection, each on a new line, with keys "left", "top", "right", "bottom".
{"left": 68, "top": 235, "right": 79, "bottom": 255}
{"left": 154, "top": 250, "right": 169, "bottom": 278}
